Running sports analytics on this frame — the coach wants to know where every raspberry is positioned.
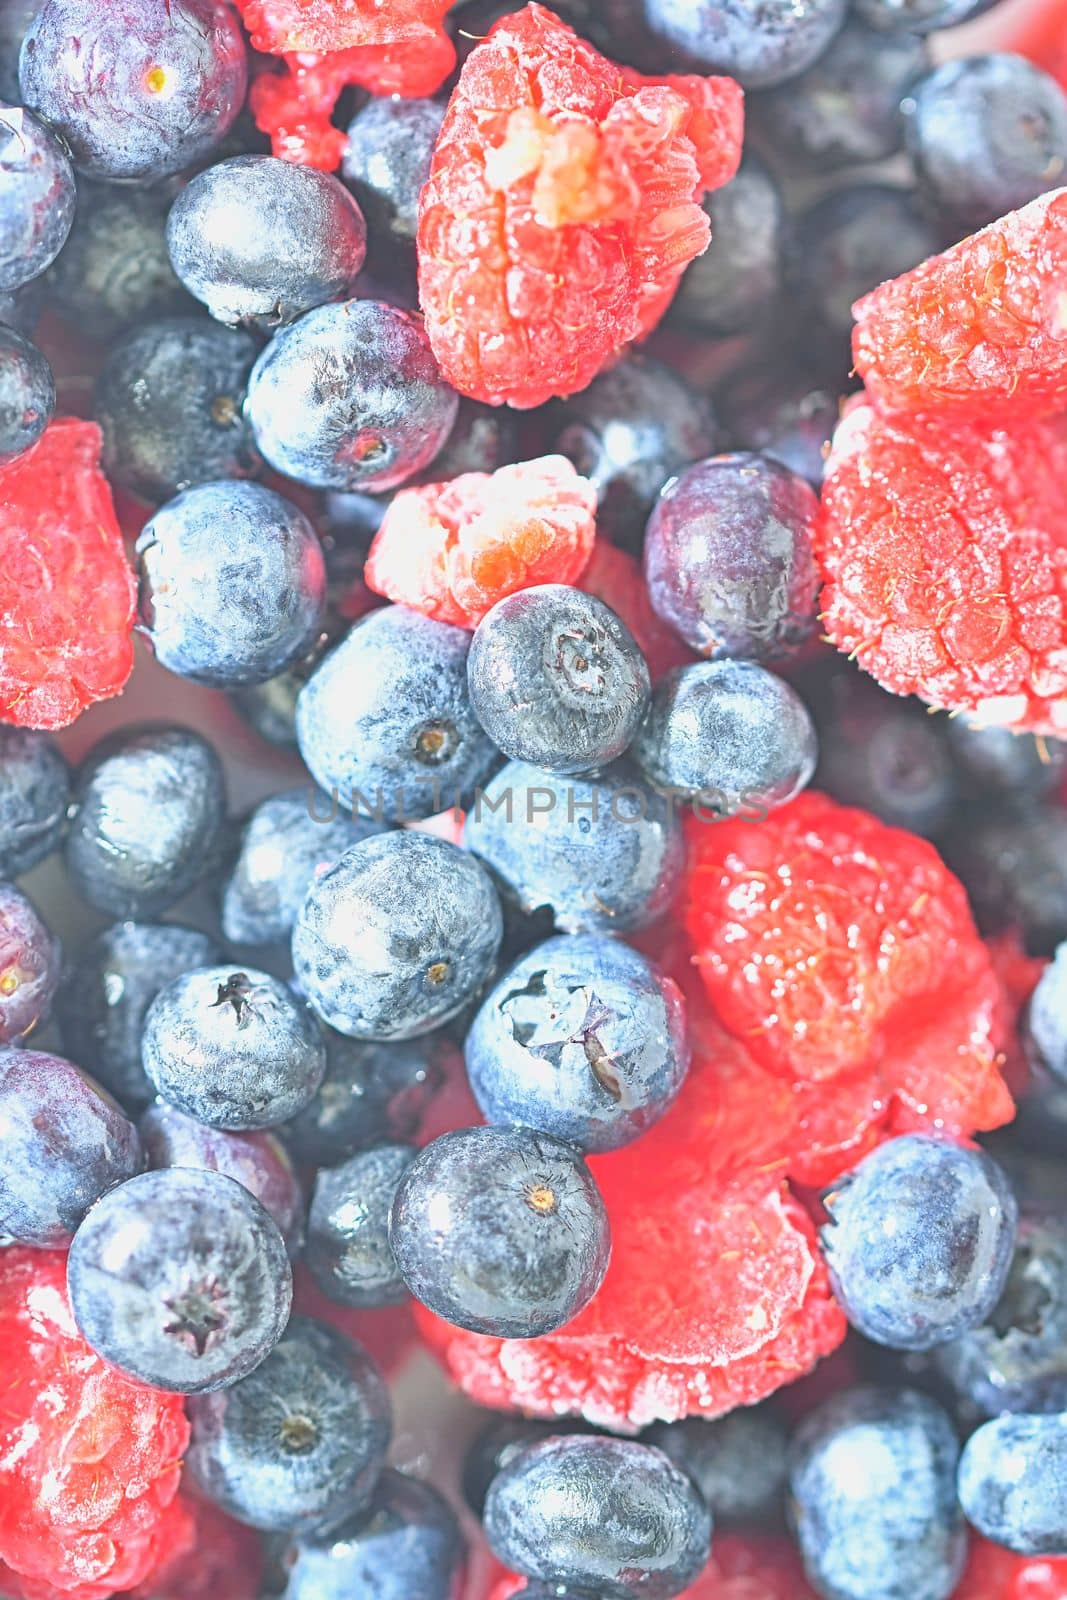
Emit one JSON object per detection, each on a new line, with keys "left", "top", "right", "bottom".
{"left": 0, "top": 1248, "right": 190, "bottom": 1598}
{"left": 128, "top": 1496, "right": 262, "bottom": 1600}
{"left": 816, "top": 398, "right": 1067, "bottom": 735}
{"left": 954, "top": 1536, "right": 1067, "bottom": 1599}
{"left": 987, "top": 930, "right": 1047, "bottom": 1097}
{"left": 578, "top": 541, "right": 696, "bottom": 682}
{"left": 363, "top": 456, "right": 598, "bottom": 628}
{"left": 416, "top": 4, "right": 744, "bottom": 408}
{"left": 492, "top": 1534, "right": 819, "bottom": 1599}
{"left": 0, "top": 419, "right": 135, "bottom": 731}
{"left": 852, "top": 189, "right": 1067, "bottom": 426}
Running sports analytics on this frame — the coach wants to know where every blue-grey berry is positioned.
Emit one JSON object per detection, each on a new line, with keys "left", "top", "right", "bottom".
{"left": 281, "top": 1032, "right": 444, "bottom": 1167}
{"left": 49, "top": 181, "right": 193, "bottom": 341}
{"left": 0, "top": 324, "right": 53, "bottom": 466}
{"left": 0, "top": 726, "right": 69, "bottom": 877}
{"left": 959, "top": 1413, "right": 1067, "bottom": 1555}
{"left": 341, "top": 98, "right": 445, "bottom": 248}
{"left": 307, "top": 1142, "right": 414, "bottom": 1307}
{"left": 0, "top": 102, "right": 75, "bottom": 292}
{"left": 643, "top": 1406, "right": 788, "bottom": 1526}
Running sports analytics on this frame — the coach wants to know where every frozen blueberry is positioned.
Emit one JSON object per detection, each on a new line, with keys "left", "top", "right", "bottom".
{"left": 293, "top": 832, "right": 503, "bottom": 1040}
{"left": 1027, "top": 943, "right": 1067, "bottom": 1083}
{"left": 0, "top": 1049, "right": 142, "bottom": 1247}
{"left": 718, "top": 366, "right": 837, "bottom": 489}
{"left": 143, "top": 965, "right": 326, "bottom": 1131}
{"left": 49, "top": 181, "right": 192, "bottom": 340}
{"left": 945, "top": 721, "right": 1066, "bottom": 811}
{"left": 671, "top": 157, "right": 786, "bottom": 337}
{"left": 0, "top": 324, "right": 53, "bottom": 466}
{"left": 64, "top": 725, "right": 228, "bottom": 919}
{"left": 390, "top": 1125, "right": 610, "bottom": 1338}
{"left": 643, "top": 1406, "right": 788, "bottom": 1526}
{"left": 821, "top": 1135, "right": 1018, "bottom": 1351}
{"left": 67, "top": 1166, "right": 292, "bottom": 1393}
{"left": 946, "top": 807, "right": 1067, "bottom": 954}
{"left": 341, "top": 98, "right": 445, "bottom": 249}
{"left": 0, "top": 0, "right": 39, "bottom": 104}
{"left": 959, "top": 1413, "right": 1067, "bottom": 1555}
{"left": 282, "top": 1033, "right": 444, "bottom": 1167}
{"left": 0, "top": 881, "right": 59, "bottom": 1044}
{"left": 19, "top": 0, "right": 247, "bottom": 183}
{"left": 245, "top": 300, "right": 459, "bottom": 493}
{"left": 465, "top": 759, "right": 685, "bottom": 936}
{"left": 463, "top": 1416, "right": 592, "bottom": 1520}
{"left": 0, "top": 103, "right": 75, "bottom": 293}
{"left": 905, "top": 56, "right": 1067, "bottom": 239}
{"left": 307, "top": 1141, "right": 414, "bottom": 1307}
{"left": 856, "top": 0, "right": 996, "bottom": 30}
{"left": 296, "top": 606, "right": 498, "bottom": 822}
{"left": 484, "top": 1435, "right": 711, "bottom": 1600}
{"left": 167, "top": 157, "right": 368, "bottom": 332}
{"left": 0, "top": 726, "right": 69, "bottom": 877}
{"left": 187, "top": 1315, "right": 391, "bottom": 1533}
{"left": 789, "top": 1387, "right": 966, "bottom": 1600}
{"left": 96, "top": 316, "right": 261, "bottom": 504}
{"left": 466, "top": 933, "right": 689, "bottom": 1153}
{"left": 641, "top": 0, "right": 846, "bottom": 87}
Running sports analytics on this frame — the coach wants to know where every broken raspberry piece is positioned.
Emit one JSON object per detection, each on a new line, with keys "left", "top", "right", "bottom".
{"left": 816, "top": 399, "right": 1067, "bottom": 734}
{"left": 0, "top": 419, "right": 135, "bottom": 730}
{"left": 364, "top": 455, "right": 598, "bottom": 627}
{"left": 237, "top": 0, "right": 453, "bottom": 54}
{"left": 852, "top": 189, "right": 1067, "bottom": 426}
{"left": 417, "top": 4, "right": 743, "bottom": 407}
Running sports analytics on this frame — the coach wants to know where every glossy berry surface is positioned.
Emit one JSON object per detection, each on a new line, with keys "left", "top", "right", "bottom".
{"left": 0, "top": 104, "right": 75, "bottom": 294}
{"left": 855, "top": 0, "right": 997, "bottom": 30}
{"left": 643, "top": 1406, "right": 788, "bottom": 1526}
{"left": 949, "top": 808, "right": 1067, "bottom": 953}
{"left": 718, "top": 367, "right": 837, "bottom": 489}
{"left": 49, "top": 183, "right": 192, "bottom": 342}
{"left": 306, "top": 1141, "right": 415, "bottom": 1306}
{"left": 959, "top": 1413, "right": 1067, "bottom": 1556}
{"left": 0, "top": 325, "right": 53, "bottom": 468}
{"left": 640, "top": 0, "right": 848, "bottom": 88}
{"left": 670, "top": 155, "right": 786, "bottom": 337}
{"left": 282, "top": 1033, "right": 444, "bottom": 1166}
{"left": 0, "top": 726, "right": 69, "bottom": 877}
{"left": 341, "top": 97, "right": 446, "bottom": 249}
{"left": 0, "top": 880, "right": 59, "bottom": 1044}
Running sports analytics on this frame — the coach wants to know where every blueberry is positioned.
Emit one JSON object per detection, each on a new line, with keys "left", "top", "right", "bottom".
{"left": 49, "top": 181, "right": 192, "bottom": 341}
{"left": 283, "top": 1469, "right": 465, "bottom": 1600}
{"left": 945, "top": 721, "right": 1066, "bottom": 811}
{"left": 643, "top": 1406, "right": 788, "bottom": 1526}
{"left": 389, "top": 1125, "right": 610, "bottom": 1338}
{"left": 0, "top": 0, "right": 39, "bottom": 104}
{"left": 856, "top": 0, "right": 996, "bottom": 31}
{"left": 67, "top": 1166, "right": 292, "bottom": 1393}
{"left": 0, "top": 276, "right": 46, "bottom": 339}
{"left": 0, "top": 324, "right": 53, "bottom": 466}
{"left": 718, "top": 366, "right": 837, "bottom": 490}
{"left": 19, "top": 0, "right": 247, "bottom": 183}
{"left": 0, "top": 104, "right": 75, "bottom": 293}
{"left": 292, "top": 832, "right": 503, "bottom": 1040}
{"left": 463, "top": 1415, "right": 592, "bottom": 1520}
{"left": 427, "top": 394, "right": 521, "bottom": 480}
{"left": 281, "top": 1033, "right": 444, "bottom": 1167}
{"left": 670, "top": 157, "right": 786, "bottom": 337}
{"left": 307, "top": 1141, "right": 414, "bottom": 1307}
{"left": 643, "top": 452, "right": 820, "bottom": 662}
{"left": 465, "top": 933, "right": 689, "bottom": 1153}
{"left": 244, "top": 300, "right": 459, "bottom": 493}
{"left": 96, "top": 316, "right": 261, "bottom": 504}
{"left": 0, "top": 726, "right": 69, "bottom": 877}
{"left": 0, "top": 1049, "right": 142, "bottom": 1247}
{"left": 296, "top": 605, "right": 498, "bottom": 822}
{"left": 64, "top": 724, "right": 228, "bottom": 919}
{"left": 55, "top": 920, "right": 220, "bottom": 1110}
{"left": 547, "top": 355, "right": 718, "bottom": 549}
{"left": 1028, "top": 943, "right": 1067, "bottom": 1083}
{"left": 821, "top": 1135, "right": 1018, "bottom": 1351}
{"left": 186, "top": 1315, "right": 391, "bottom": 1533}
{"left": 140, "top": 1101, "right": 305, "bottom": 1255}
{"left": 167, "top": 157, "right": 368, "bottom": 332}
{"left": 946, "top": 807, "right": 1067, "bottom": 954}
{"left": 640, "top": 0, "right": 847, "bottom": 89}
{"left": 904, "top": 55, "right": 1067, "bottom": 240}
{"left": 142, "top": 965, "right": 326, "bottom": 1131}
{"left": 0, "top": 880, "right": 60, "bottom": 1044}
{"left": 464, "top": 759, "right": 684, "bottom": 935}
{"left": 341, "top": 98, "right": 445, "bottom": 250}
{"left": 789, "top": 1387, "right": 966, "bottom": 1600}
{"left": 484, "top": 1435, "right": 711, "bottom": 1600}
{"left": 959, "top": 1413, "right": 1067, "bottom": 1555}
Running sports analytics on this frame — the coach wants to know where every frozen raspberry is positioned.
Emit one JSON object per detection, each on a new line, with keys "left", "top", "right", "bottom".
{"left": 852, "top": 189, "right": 1067, "bottom": 426}
{"left": 417, "top": 4, "right": 744, "bottom": 408}
{"left": 578, "top": 540, "right": 696, "bottom": 682}
{"left": 817, "top": 399, "right": 1067, "bottom": 735}
{"left": 128, "top": 1496, "right": 262, "bottom": 1600}
{"left": 1016, "top": 4, "right": 1067, "bottom": 95}
{"left": 0, "top": 419, "right": 135, "bottom": 731}
{"left": 0, "top": 1248, "right": 190, "bottom": 1598}
{"left": 364, "top": 456, "right": 597, "bottom": 628}
{"left": 954, "top": 1536, "right": 1067, "bottom": 1599}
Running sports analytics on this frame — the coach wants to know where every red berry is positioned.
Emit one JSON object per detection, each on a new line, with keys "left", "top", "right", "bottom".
{"left": 852, "top": 189, "right": 1067, "bottom": 426}
{"left": 416, "top": 3, "right": 743, "bottom": 408}
{"left": 364, "top": 456, "right": 598, "bottom": 627}
{"left": 0, "top": 419, "right": 135, "bottom": 731}
{"left": 954, "top": 1535, "right": 1067, "bottom": 1599}
{"left": 578, "top": 541, "right": 696, "bottom": 682}
{"left": 128, "top": 1495, "right": 262, "bottom": 1600}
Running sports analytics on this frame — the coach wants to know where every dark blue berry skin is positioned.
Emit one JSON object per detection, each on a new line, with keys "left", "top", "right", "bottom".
{"left": 789, "top": 1387, "right": 966, "bottom": 1600}
{"left": 959, "top": 1413, "right": 1067, "bottom": 1556}
{"left": 55, "top": 921, "right": 220, "bottom": 1111}
{"left": 142, "top": 965, "right": 327, "bottom": 1132}
{"left": 136, "top": 482, "right": 326, "bottom": 688}
{"left": 463, "top": 1415, "right": 592, "bottom": 1519}
{"left": 0, "top": 0, "right": 39, "bottom": 104}
{"left": 547, "top": 355, "right": 718, "bottom": 550}
{"left": 640, "top": 0, "right": 847, "bottom": 88}
{"left": 245, "top": 300, "right": 459, "bottom": 493}
{"left": 67, "top": 1166, "right": 292, "bottom": 1393}
{"left": 0, "top": 726, "right": 69, "bottom": 877}
{"left": 284, "top": 1469, "right": 465, "bottom": 1600}
{"left": 465, "top": 759, "right": 685, "bottom": 936}
{"left": 904, "top": 55, "right": 1067, "bottom": 241}
{"left": 0, "top": 104, "right": 75, "bottom": 293}
{"left": 307, "top": 1141, "right": 414, "bottom": 1307}
{"left": 856, "top": 0, "right": 995, "bottom": 31}
{"left": 49, "top": 182, "right": 193, "bottom": 341}
{"left": 1028, "top": 943, "right": 1067, "bottom": 1084}
{"left": 465, "top": 933, "right": 689, "bottom": 1153}
{"left": 670, "top": 157, "right": 786, "bottom": 338}
{"left": 484, "top": 1435, "right": 711, "bottom": 1600}
{"left": 718, "top": 366, "right": 837, "bottom": 490}
{"left": 296, "top": 606, "right": 498, "bottom": 822}
{"left": 96, "top": 317, "right": 261, "bottom": 505}
{"left": 821, "top": 1135, "right": 1018, "bottom": 1352}
{"left": 64, "top": 725, "right": 228, "bottom": 920}
{"left": 644, "top": 1407, "right": 788, "bottom": 1526}
{"left": 0, "top": 324, "right": 53, "bottom": 466}
{"left": 187, "top": 1316, "right": 391, "bottom": 1533}
{"left": 281, "top": 1033, "right": 444, "bottom": 1167}
{"left": 390, "top": 1126, "right": 610, "bottom": 1338}
{"left": 946, "top": 722, "right": 1066, "bottom": 812}
{"left": 0, "top": 881, "right": 60, "bottom": 1045}
{"left": 0, "top": 278, "right": 46, "bottom": 339}
{"left": 341, "top": 98, "right": 445, "bottom": 250}
{"left": 18, "top": 0, "right": 247, "bottom": 183}
{"left": 293, "top": 832, "right": 503, "bottom": 1041}
{"left": 643, "top": 452, "right": 820, "bottom": 663}
{"left": 167, "top": 157, "right": 368, "bottom": 332}
{"left": 0, "top": 1049, "right": 142, "bottom": 1247}
{"left": 634, "top": 659, "right": 817, "bottom": 814}
{"left": 947, "top": 808, "right": 1067, "bottom": 954}
{"left": 421, "top": 394, "right": 520, "bottom": 482}
{"left": 468, "top": 586, "right": 650, "bottom": 776}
